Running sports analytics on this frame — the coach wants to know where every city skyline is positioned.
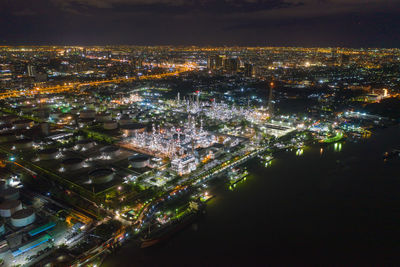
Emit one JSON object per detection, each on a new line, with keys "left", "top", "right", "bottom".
{"left": 0, "top": 43, "right": 399, "bottom": 266}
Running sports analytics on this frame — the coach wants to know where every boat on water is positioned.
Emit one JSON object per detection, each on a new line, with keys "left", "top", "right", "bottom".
{"left": 383, "top": 149, "right": 400, "bottom": 160}
{"left": 319, "top": 132, "right": 345, "bottom": 145}
{"left": 261, "top": 154, "right": 273, "bottom": 167}
{"left": 140, "top": 201, "right": 206, "bottom": 248}
{"left": 199, "top": 191, "right": 215, "bottom": 202}
{"left": 264, "top": 155, "right": 273, "bottom": 162}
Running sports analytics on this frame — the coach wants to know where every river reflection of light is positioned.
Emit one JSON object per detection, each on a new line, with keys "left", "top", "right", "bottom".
{"left": 334, "top": 142, "right": 342, "bottom": 152}
{"left": 296, "top": 148, "right": 304, "bottom": 156}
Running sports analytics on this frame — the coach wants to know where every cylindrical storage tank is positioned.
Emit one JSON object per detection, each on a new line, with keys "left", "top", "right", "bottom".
{"left": 11, "top": 208, "right": 36, "bottom": 227}
{"left": 2, "top": 115, "right": 19, "bottom": 123}
{"left": 61, "top": 158, "right": 84, "bottom": 171}
{"left": 59, "top": 114, "right": 73, "bottom": 124}
{"left": 34, "top": 108, "right": 50, "bottom": 118}
{"left": 50, "top": 111, "right": 62, "bottom": 120}
{"left": 129, "top": 155, "right": 150, "bottom": 169}
{"left": 120, "top": 123, "right": 146, "bottom": 137}
{"left": 0, "top": 180, "right": 7, "bottom": 190}
{"left": 38, "top": 148, "right": 59, "bottom": 160}
{"left": 79, "top": 109, "right": 96, "bottom": 119}
{"left": 0, "top": 132, "right": 16, "bottom": 143}
{"left": 0, "top": 221, "right": 5, "bottom": 235}
{"left": 21, "top": 104, "right": 34, "bottom": 113}
{"left": 0, "top": 124, "right": 12, "bottom": 132}
{"left": 100, "top": 145, "right": 120, "bottom": 158}
{"left": 78, "top": 118, "right": 93, "bottom": 128}
{"left": 70, "top": 108, "right": 79, "bottom": 115}
{"left": 118, "top": 115, "right": 131, "bottom": 126}
{"left": 76, "top": 135, "right": 86, "bottom": 141}
{"left": 0, "top": 200, "right": 22, "bottom": 217}
{"left": 75, "top": 139, "right": 95, "bottom": 151}
{"left": 13, "top": 119, "right": 34, "bottom": 130}
{"left": 95, "top": 113, "right": 112, "bottom": 122}
{"left": 0, "top": 242, "right": 9, "bottom": 258}
{"left": 13, "top": 138, "right": 33, "bottom": 150}
{"left": 88, "top": 168, "right": 115, "bottom": 184}
{"left": 40, "top": 122, "right": 50, "bottom": 136}
{"left": 0, "top": 188, "right": 19, "bottom": 201}
{"left": 103, "top": 120, "right": 118, "bottom": 130}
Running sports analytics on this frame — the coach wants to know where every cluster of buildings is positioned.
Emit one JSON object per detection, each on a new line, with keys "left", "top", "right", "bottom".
{"left": 0, "top": 173, "right": 70, "bottom": 266}
{"left": 0, "top": 45, "right": 397, "bottom": 265}
{"left": 207, "top": 55, "right": 255, "bottom": 77}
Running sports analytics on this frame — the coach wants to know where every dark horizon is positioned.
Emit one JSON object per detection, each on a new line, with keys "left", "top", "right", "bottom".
{"left": 1, "top": 0, "right": 400, "bottom": 47}
{"left": 1, "top": 43, "right": 400, "bottom": 49}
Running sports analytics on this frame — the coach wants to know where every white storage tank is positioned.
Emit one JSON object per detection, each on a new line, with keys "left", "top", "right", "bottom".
{"left": 0, "top": 187, "right": 19, "bottom": 201}
{"left": 121, "top": 109, "right": 130, "bottom": 115}
{"left": 38, "top": 148, "right": 60, "bottom": 160}
{"left": 40, "top": 122, "right": 50, "bottom": 136}
{"left": 88, "top": 168, "right": 115, "bottom": 184}
{"left": 0, "top": 200, "right": 22, "bottom": 217}
{"left": 79, "top": 109, "right": 96, "bottom": 119}
{"left": 13, "top": 138, "right": 33, "bottom": 150}
{"left": 0, "top": 180, "right": 6, "bottom": 190}
{"left": 70, "top": 108, "right": 79, "bottom": 115}
{"left": 118, "top": 115, "right": 132, "bottom": 126}
{"left": 11, "top": 208, "right": 36, "bottom": 227}
{"left": 0, "top": 221, "right": 4, "bottom": 235}
{"left": 95, "top": 112, "right": 112, "bottom": 122}
{"left": 103, "top": 120, "right": 118, "bottom": 130}
{"left": 0, "top": 240, "right": 9, "bottom": 258}
{"left": 2, "top": 115, "right": 19, "bottom": 123}
{"left": 0, "top": 132, "right": 16, "bottom": 143}
{"left": 13, "top": 119, "right": 34, "bottom": 130}
{"left": 34, "top": 108, "right": 50, "bottom": 118}
{"left": 129, "top": 154, "right": 150, "bottom": 169}
{"left": 61, "top": 158, "right": 85, "bottom": 171}
{"left": 50, "top": 111, "right": 62, "bottom": 120}
{"left": 76, "top": 135, "right": 86, "bottom": 141}
{"left": 120, "top": 123, "right": 146, "bottom": 137}
{"left": 100, "top": 146, "right": 120, "bottom": 158}
{"left": 0, "top": 124, "right": 12, "bottom": 132}
{"left": 75, "top": 139, "right": 95, "bottom": 151}
{"left": 59, "top": 114, "right": 74, "bottom": 124}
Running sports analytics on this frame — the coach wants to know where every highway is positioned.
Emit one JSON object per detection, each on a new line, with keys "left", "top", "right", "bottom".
{"left": 0, "top": 67, "right": 192, "bottom": 99}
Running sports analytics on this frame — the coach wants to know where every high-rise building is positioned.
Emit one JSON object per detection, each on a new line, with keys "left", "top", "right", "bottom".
{"left": 224, "top": 57, "right": 240, "bottom": 73}
{"left": 340, "top": 54, "right": 350, "bottom": 66}
{"left": 27, "top": 65, "right": 35, "bottom": 77}
{"left": 244, "top": 63, "right": 255, "bottom": 77}
{"left": 207, "top": 55, "right": 225, "bottom": 70}
{"left": 268, "top": 80, "right": 274, "bottom": 116}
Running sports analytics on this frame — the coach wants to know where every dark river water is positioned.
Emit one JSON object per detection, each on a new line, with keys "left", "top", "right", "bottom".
{"left": 103, "top": 126, "right": 400, "bottom": 266}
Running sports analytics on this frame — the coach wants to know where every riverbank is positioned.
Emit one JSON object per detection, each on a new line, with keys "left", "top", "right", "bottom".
{"left": 103, "top": 125, "right": 400, "bottom": 266}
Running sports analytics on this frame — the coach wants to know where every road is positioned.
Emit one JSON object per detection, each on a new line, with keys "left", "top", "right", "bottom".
{"left": 0, "top": 67, "right": 192, "bottom": 99}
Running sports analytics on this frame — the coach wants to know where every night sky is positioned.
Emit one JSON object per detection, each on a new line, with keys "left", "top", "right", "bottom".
{"left": 1, "top": 0, "right": 400, "bottom": 47}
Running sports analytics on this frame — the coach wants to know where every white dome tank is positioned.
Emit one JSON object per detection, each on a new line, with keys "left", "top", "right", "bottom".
{"left": 0, "top": 200, "right": 22, "bottom": 217}
{"left": 11, "top": 208, "right": 36, "bottom": 227}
